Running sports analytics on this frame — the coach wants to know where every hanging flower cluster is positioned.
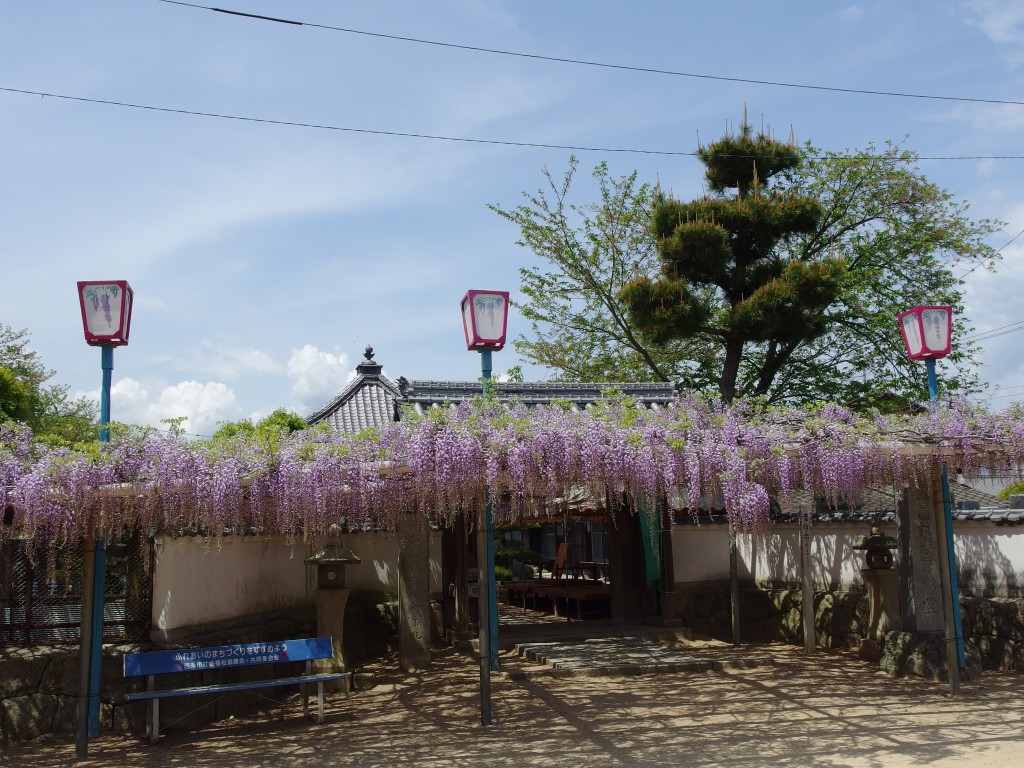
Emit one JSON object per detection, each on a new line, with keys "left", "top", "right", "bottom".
{"left": 2, "top": 396, "right": 1024, "bottom": 549}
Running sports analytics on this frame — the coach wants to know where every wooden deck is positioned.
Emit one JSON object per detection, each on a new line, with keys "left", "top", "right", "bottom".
{"left": 502, "top": 578, "right": 611, "bottom": 620}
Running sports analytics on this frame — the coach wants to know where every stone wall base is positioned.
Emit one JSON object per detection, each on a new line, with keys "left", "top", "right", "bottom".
{"left": 1, "top": 594, "right": 437, "bottom": 743}
{"left": 674, "top": 585, "right": 1017, "bottom": 679}
{"left": 879, "top": 630, "right": 983, "bottom": 681}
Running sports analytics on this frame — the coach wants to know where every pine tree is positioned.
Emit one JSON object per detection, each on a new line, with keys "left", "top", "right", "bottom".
{"left": 619, "top": 115, "right": 844, "bottom": 402}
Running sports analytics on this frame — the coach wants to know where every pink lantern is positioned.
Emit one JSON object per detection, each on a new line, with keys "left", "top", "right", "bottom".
{"left": 898, "top": 305, "right": 952, "bottom": 360}
{"left": 77, "top": 281, "right": 134, "bottom": 347}
{"left": 461, "top": 290, "right": 510, "bottom": 351}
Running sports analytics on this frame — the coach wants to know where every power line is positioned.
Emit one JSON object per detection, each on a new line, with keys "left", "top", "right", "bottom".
{"left": 987, "top": 384, "right": 1024, "bottom": 394}
{"left": 0, "top": 86, "right": 696, "bottom": 156}
{"left": 157, "top": 0, "right": 1024, "bottom": 109}
{"left": 959, "top": 226, "right": 1024, "bottom": 280}
{"left": 980, "top": 391, "right": 1024, "bottom": 403}
{"left": 6, "top": 86, "right": 1024, "bottom": 161}
{"left": 965, "top": 321, "right": 1024, "bottom": 343}
{"left": 967, "top": 319, "right": 1024, "bottom": 339}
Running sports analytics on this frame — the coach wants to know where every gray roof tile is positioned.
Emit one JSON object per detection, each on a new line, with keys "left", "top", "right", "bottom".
{"left": 305, "top": 347, "right": 401, "bottom": 433}
{"left": 399, "top": 380, "right": 681, "bottom": 408}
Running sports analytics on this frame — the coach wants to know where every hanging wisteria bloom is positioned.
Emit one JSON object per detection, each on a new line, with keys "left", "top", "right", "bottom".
{"left": 2, "top": 396, "right": 1024, "bottom": 552}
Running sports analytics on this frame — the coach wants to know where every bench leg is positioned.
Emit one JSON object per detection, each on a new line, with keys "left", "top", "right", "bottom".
{"left": 299, "top": 681, "right": 325, "bottom": 723}
{"left": 149, "top": 699, "right": 159, "bottom": 745}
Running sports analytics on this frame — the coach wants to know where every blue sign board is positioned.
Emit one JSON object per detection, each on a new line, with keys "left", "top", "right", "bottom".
{"left": 124, "top": 637, "right": 333, "bottom": 677}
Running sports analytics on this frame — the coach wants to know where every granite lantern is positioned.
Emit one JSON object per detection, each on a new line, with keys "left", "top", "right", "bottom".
{"left": 305, "top": 540, "right": 361, "bottom": 588}
{"left": 853, "top": 523, "right": 898, "bottom": 570}
{"left": 304, "top": 527, "right": 360, "bottom": 684}
{"left": 855, "top": 522, "right": 902, "bottom": 662}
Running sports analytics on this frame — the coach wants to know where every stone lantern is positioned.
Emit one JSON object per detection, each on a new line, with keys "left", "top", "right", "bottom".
{"left": 854, "top": 523, "right": 898, "bottom": 570}
{"left": 304, "top": 526, "right": 360, "bottom": 686}
{"left": 305, "top": 540, "right": 361, "bottom": 589}
{"left": 854, "top": 522, "right": 902, "bottom": 660}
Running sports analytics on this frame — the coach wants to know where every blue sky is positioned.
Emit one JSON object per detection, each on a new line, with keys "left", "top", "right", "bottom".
{"left": 2, "top": 1, "right": 1023, "bottom": 436}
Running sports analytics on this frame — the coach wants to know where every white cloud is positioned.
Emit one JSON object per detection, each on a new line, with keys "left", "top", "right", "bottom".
{"left": 937, "top": 102, "right": 1024, "bottom": 134}
{"left": 963, "top": 237, "right": 1024, "bottom": 401}
{"left": 76, "top": 378, "right": 150, "bottom": 425}
{"left": 149, "top": 381, "right": 242, "bottom": 437}
{"left": 80, "top": 378, "right": 241, "bottom": 438}
{"left": 965, "top": 0, "right": 1024, "bottom": 46}
{"left": 110, "top": 377, "right": 149, "bottom": 404}
{"left": 166, "top": 340, "right": 282, "bottom": 380}
{"left": 286, "top": 345, "right": 354, "bottom": 410}
{"left": 83, "top": 377, "right": 243, "bottom": 435}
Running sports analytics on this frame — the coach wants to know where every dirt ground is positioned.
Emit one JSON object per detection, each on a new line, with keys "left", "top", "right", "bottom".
{"left": 8, "top": 643, "right": 1024, "bottom": 768}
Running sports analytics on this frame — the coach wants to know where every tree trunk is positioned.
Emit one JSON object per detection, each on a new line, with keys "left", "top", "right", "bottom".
{"left": 719, "top": 338, "right": 744, "bottom": 402}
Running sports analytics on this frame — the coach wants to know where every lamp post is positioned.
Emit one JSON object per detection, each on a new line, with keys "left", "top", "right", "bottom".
{"left": 898, "top": 305, "right": 965, "bottom": 692}
{"left": 460, "top": 289, "right": 509, "bottom": 727}
{"left": 75, "top": 280, "right": 133, "bottom": 757}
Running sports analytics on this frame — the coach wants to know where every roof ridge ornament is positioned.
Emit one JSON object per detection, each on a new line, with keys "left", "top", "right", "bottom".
{"left": 356, "top": 345, "right": 383, "bottom": 377}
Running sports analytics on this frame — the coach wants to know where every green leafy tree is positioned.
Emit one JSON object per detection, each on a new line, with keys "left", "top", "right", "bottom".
{"left": 493, "top": 123, "right": 1000, "bottom": 410}
{"left": 0, "top": 324, "right": 97, "bottom": 443}
{"left": 211, "top": 408, "right": 307, "bottom": 444}
{"left": 491, "top": 159, "right": 687, "bottom": 383}
{"left": 998, "top": 480, "right": 1024, "bottom": 500}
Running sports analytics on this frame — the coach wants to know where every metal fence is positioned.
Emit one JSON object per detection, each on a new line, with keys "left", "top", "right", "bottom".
{"left": 0, "top": 531, "right": 151, "bottom": 645}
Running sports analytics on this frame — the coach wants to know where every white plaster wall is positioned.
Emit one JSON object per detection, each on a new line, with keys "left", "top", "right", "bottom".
{"left": 340, "top": 531, "right": 443, "bottom": 595}
{"left": 671, "top": 523, "right": 874, "bottom": 588}
{"left": 743, "top": 523, "right": 872, "bottom": 587}
{"left": 672, "top": 521, "right": 1024, "bottom": 594}
{"left": 152, "top": 532, "right": 442, "bottom": 633}
{"left": 671, "top": 526, "right": 738, "bottom": 582}
{"left": 955, "top": 523, "right": 1024, "bottom": 596}
{"left": 151, "top": 535, "right": 310, "bottom": 633}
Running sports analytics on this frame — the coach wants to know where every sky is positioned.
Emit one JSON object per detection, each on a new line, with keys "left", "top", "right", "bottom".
{"left": 2, "top": 0, "right": 1023, "bottom": 437}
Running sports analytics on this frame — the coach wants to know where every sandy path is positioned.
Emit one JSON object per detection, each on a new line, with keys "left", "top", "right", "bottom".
{"left": 8, "top": 645, "right": 1024, "bottom": 767}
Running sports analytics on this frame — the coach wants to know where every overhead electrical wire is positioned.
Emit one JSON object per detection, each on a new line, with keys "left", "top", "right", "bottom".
{"left": 965, "top": 320, "right": 1024, "bottom": 343}
{"left": 0, "top": 86, "right": 695, "bottom": 155}
{"left": 958, "top": 226, "right": 1024, "bottom": 281}
{"left": 4, "top": 86, "right": 1024, "bottom": 161}
{"left": 969, "top": 326, "right": 1024, "bottom": 343}
{"left": 986, "top": 384, "right": 1024, "bottom": 394}
{"left": 157, "top": 0, "right": 1024, "bottom": 109}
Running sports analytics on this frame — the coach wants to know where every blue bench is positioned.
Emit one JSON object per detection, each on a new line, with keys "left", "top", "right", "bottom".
{"left": 123, "top": 636, "right": 347, "bottom": 743}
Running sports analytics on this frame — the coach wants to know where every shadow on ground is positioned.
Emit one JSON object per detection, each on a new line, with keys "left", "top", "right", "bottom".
{"left": 9, "top": 643, "right": 1024, "bottom": 768}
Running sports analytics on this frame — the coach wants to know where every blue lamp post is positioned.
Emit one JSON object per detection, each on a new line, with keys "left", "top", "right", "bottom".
{"left": 898, "top": 305, "right": 966, "bottom": 688}
{"left": 75, "top": 280, "right": 133, "bottom": 757}
{"left": 460, "top": 289, "right": 509, "bottom": 726}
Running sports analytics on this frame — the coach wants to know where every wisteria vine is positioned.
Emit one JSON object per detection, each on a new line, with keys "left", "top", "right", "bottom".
{"left": 2, "top": 395, "right": 1024, "bottom": 550}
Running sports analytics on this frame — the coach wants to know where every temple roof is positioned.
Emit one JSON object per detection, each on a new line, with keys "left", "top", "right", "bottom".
{"left": 305, "top": 346, "right": 402, "bottom": 433}
{"left": 398, "top": 379, "right": 682, "bottom": 414}
{"left": 307, "top": 348, "right": 683, "bottom": 434}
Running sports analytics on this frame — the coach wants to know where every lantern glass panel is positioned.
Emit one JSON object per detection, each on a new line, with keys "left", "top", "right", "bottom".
{"left": 462, "top": 297, "right": 474, "bottom": 344}
{"left": 901, "top": 313, "right": 923, "bottom": 356}
{"left": 472, "top": 293, "right": 506, "bottom": 341}
{"left": 81, "top": 283, "right": 126, "bottom": 337}
{"left": 921, "top": 308, "right": 949, "bottom": 352}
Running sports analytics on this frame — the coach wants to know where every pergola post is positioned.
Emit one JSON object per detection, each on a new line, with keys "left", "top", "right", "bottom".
{"left": 397, "top": 509, "right": 432, "bottom": 672}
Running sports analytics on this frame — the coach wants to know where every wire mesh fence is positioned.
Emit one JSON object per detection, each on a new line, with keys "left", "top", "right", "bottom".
{"left": 0, "top": 530, "right": 151, "bottom": 645}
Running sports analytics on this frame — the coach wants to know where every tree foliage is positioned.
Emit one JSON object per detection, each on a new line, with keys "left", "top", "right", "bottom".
{"left": 493, "top": 127, "right": 1001, "bottom": 411}
{"left": 620, "top": 120, "right": 844, "bottom": 402}
{"left": 0, "top": 324, "right": 97, "bottom": 444}
{"left": 211, "top": 408, "right": 308, "bottom": 444}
